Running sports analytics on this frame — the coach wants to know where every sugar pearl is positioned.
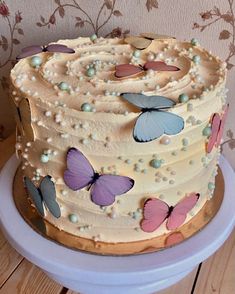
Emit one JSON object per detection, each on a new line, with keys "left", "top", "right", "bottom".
{"left": 15, "top": 143, "right": 22, "bottom": 150}
{"left": 192, "top": 55, "right": 201, "bottom": 64}
{"left": 208, "top": 182, "right": 215, "bottom": 191}
{"left": 90, "top": 34, "right": 97, "bottom": 42}
{"left": 160, "top": 136, "right": 171, "bottom": 145}
{"left": 147, "top": 52, "right": 155, "bottom": 61}
{"left": 179, "top": 93, "right": 189, "bottom": 103}
{"left": 191, "top": 38, "right": 199, "bottom": 46}
{"left": 86, "top": 67, "right": 96, "bottom": 77}
{"left": 40, "top": 154, "right": 49, "bottom": 163}
{"left": 30, "top": 56, "right": 42, "bottom": 67}
{"left": 58, "top": 82, "right": 69, "bottom": 91}
{"left": 150, "top": 159, "right": 162, "bottom": 169}
{"left": 69, "top": 214, "right": 78, "bottom": 223}
{"left": 202, "top": 126, "right": 212, "bottom": 137}
{"left": 133, "top": 50, "right": 141, "bottom": 58}
{"left": 81, "top": 103, "right": 92, "bottom": 112}
{"left": 45, "top": 111, "right": 52, "bottom": 117}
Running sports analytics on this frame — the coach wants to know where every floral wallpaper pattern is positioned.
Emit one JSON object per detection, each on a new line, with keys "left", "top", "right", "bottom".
{"left": 0, "top": 0, "right": 234, "bottom": 166}
{"left": 193, "top": 0, "right": 235, "bottom": 70}
{"left": 36, "top": 0, "right": 130, "bottom": 38}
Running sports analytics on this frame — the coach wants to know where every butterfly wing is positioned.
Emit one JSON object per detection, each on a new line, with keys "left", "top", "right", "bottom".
{"left": 121, "top": 93, "right": 175, "bottom": 109}
{"left": 64, "top": 148, "right": 95, "bottom": 191}
{"left": 21, "top": 45, "right": 42, "bottom": 53}
{"left": 141, "top": 198, "right": 169, "bottom": 232}
{"left": 16, "top": 46, "right": 42, "bottom": 60}
{"left": 144, "top": 61, "right": 180, "bottom": 71}
{"left": 124, "top": 36, "right": 152, "bottom": 49}
{"left": 40, "top": 176, "right": 61, "bottom": 218}
{"left": 134, "top": 110, "right": 184, "bottom": 142}
{"left": 140, "top": 33, "right": 175, "bottom": 40}
{"left": 207, "top": 113, "right": 221, "bottom": 153}
{"left": 9, "top": 97, "right": 22, "bottom": 132}
{"left": 46, "top": 44, "right": 75, "bottom": 53}
{"left": 24, "top": 177, "right": 44, "bottom": 216}
{"left": 19, "top": 98, "right": 35, "bottom": 142}
{"left": 115, "top": 64, "right": 142, "bottom": 78}
{"left": 91, "top": 175, "right": 134, "bottom": 206}
{"left": 216, "top": 105, "right": 229, "bottom": 146}
{"left": 167, "top": 193, "right": 200, "bottom": 230}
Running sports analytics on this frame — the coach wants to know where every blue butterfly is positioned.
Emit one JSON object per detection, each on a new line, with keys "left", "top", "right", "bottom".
{"left": 121, "top": 93, "right": 184, "bottom": 143}
{"left": 24, "top": 176, "right": 61, "bottom": 218}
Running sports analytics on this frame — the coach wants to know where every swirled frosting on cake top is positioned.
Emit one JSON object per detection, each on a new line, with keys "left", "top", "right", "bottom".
{"left": 12, "top": 36, "right": 226, "bottom": 114}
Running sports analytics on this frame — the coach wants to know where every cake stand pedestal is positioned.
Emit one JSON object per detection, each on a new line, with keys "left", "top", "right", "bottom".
{"left": 0, "top": 155, "right": 235, "bottom": 294}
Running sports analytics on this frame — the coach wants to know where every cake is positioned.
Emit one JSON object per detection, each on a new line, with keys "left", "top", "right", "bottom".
{"left": 10, "top": 33, "right": 228, "bottom": 254}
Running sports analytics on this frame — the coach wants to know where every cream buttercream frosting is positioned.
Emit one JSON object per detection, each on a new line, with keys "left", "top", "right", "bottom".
{"left": 10, "top": 35, "right": 227, "bottom": 244}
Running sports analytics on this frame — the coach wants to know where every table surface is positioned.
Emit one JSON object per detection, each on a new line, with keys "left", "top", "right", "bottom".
{"left": 0, "top": 135, "right": 234, "bottom": 294}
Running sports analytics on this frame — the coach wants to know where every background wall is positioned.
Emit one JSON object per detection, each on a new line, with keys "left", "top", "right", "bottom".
{"left": 0, "top": 0, "right": 234, "bottom": 166}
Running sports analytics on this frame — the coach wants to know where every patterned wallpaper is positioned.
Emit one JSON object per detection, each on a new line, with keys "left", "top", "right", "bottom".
{"left": 0, "top": 0, "right": 235, "bottom": 166}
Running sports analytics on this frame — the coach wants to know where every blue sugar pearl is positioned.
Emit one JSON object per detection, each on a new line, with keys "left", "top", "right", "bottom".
{"left": 40, "top": 154, "right": 49, "bottom": 163}
{"left": 90, "top": 34, "right": 97, "bottom": 42}
{"left": 202, "top": 126, "right": 212, "bottom": 137}
{"left": 179, "top": 93, "right": 189, "bottom": 103}
{"left": 208, "top": 182, "right": 215, "bottom": 191}
{"left": 133, "top": 50, "right": 141, "bottom": 58}
{"left": 86, "top": 67, "right": 96, "bottom": 77}
{"left": 30, "top": 56, "right": 42, "bottom": 67}
{"left": 193, "top": 55, "right": 201, "bottom": 64}
{"left": 58, "top": 82, "right": 69, "bottom": 91}
{"left": 81, "top": 103, "right": 92, "bottom": 112}
{"left": 69, "top": 214, "right": 78, "bottom": 223}
{"left": 191, "top": 38, "right": 198, "bottom": 46}
{"left": 150, "top": 159, "right": 162, "bottom": 169}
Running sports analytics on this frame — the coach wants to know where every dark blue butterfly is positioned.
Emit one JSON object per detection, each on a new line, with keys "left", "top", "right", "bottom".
{"left": 24, "top": 176, "right": 61, "bottom": 218}
{"left": 121, "top": 93, "right": 184, "bottom": 143}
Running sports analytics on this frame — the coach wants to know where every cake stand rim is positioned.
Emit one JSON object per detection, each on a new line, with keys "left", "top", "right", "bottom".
{"left": 0, "top": 155, "right": 235, "bottom": 285}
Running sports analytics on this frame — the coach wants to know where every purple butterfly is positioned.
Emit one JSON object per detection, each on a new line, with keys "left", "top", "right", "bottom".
{"left": 64, "top": 148, "right": 135, "bottom": 206}
{"left": 16, "top": 44, "right": 75, "bottom": 60}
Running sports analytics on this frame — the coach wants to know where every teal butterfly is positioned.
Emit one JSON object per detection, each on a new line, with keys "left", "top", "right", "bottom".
{"left": 24, "top": 176, "right": 61, "bottom": 218}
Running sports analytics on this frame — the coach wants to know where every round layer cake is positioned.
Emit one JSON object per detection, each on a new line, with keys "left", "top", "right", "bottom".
{"left": 10, "top": 34, "right": 227, "bottom": 253}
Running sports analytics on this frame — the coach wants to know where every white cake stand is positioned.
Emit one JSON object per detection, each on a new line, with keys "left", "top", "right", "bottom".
{"left": 0, "top": 155, "right": 235, "bottom": 294}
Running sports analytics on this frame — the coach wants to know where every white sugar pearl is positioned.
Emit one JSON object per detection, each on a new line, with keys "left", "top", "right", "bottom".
{"left": 15, "top": 143, "right": 22, "bottom": 150}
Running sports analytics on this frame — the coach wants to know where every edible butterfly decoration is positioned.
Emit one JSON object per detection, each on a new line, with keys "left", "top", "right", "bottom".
{"left": 121, "top": 93, "right": 184, "bottom": 142}
{"left": 16, "top": 44, "right": 75, "bottom": 60}
{"left": 207, "top": 105, "right": 229, "bottom": 153}
{"left": 64, "top": 148, "right": 134, "bottom": 206}
{"left": 124, "top": 33, "right": 175, "bottom": 50}
{"left": 141, "top": 193, "right": 200, "bottom": 232}
{"left": 24, "top": 176, "right": 61, "bottom": 218}
{"left": 115, "top": 61, "right": 179, "bottom": 78}
{"left": 11, "top": 98, "right": 34, "bottom": 142}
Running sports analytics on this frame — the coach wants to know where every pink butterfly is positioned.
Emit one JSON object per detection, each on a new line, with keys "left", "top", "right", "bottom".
{"left": 64, "top": 148, "right": 134, "bottom": 206}
{"left": 16, "top": 44, "right": 75, "bottom": 60}
{"left": 207, "top": 105, "right": 229, "bottom": 153}
{"left": 141, "top": 193, "right": 200, "bottom": 232}
{"left": 115, "top": 61, "right": 179, "bottom": 78}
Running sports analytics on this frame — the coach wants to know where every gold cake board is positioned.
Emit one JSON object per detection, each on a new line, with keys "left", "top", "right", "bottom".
{"left": 13, "top": 167, "right": 224, "bottom": 256}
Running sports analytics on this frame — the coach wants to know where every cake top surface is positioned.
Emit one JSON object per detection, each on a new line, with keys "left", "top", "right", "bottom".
{"left": 11, "top": 34, "right": 226, "bottom": 116}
